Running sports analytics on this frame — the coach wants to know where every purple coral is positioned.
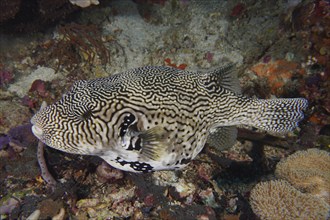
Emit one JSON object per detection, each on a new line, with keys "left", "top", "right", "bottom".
{"left": 204, "top": 51, "right": 214, "bottom": 63}
{"left": 0, "top": 135, "right": 10, "bottom": 150}
{"left": 262, "top": 55, "right": 272, "bottom": 63}
{"left": 0, "top": 69, "right": 14, "bottom": 87}
{"left": 0, "top": 198, "right": 19, "bottom": 215}
{"left": 8, "top": 124, "right": 35, "bottom": 146}
{"left": 29, "top": 79, "right": 48, "bottom": 97}
{"left": 0, "top": 124, "right": 36, "bottom": 150}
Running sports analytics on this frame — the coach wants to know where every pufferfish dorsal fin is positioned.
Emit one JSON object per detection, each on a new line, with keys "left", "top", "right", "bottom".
{"left": 204, "top": 63, "right": 241, "bottom": 95}
{"left": 138, "top": 126, "right": 169, "bottom": 161}
{"left": 204, "top": 63, "right": 240, "bottom": 151}
{"left": 207, "top": 126, "right": 237, "bottom": 152}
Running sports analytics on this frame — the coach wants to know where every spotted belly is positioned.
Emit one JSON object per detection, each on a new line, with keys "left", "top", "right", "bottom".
{"left": 100, "top": 154, "right": 191, "bottom": 173}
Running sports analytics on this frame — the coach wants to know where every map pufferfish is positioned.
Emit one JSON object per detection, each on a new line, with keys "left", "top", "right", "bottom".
{"left": 31, "top": 64, "right": 308, "bottom": 173}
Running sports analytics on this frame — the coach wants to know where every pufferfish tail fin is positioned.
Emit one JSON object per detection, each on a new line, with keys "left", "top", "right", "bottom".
{"left": 250, "top": 98, "right": 308, "bottom": 133}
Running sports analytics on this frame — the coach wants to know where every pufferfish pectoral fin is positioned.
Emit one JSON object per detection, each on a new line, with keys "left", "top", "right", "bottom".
{"left": 207, "top": 126, "right": 237, "bottom": 151}
{"left": 138, "top": 126, "right": 169, "bottom": 161}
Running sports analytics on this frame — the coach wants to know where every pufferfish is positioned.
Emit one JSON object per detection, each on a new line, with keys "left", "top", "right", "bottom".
{"left": 31, "top": 64, "right": 308, "bottom": 173}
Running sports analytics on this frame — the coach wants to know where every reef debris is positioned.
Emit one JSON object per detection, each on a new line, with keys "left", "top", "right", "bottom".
{"left": 52, "top": 208, "right": 65, "bottom": 220}
{"left": 69, "top": 0, "right": 99, "bottom": 8}
{"left": 0, "top": 197, "right": 19, "bottom": 215}
{"left": 26, "top": 209, "right": 41, "bottom": 220}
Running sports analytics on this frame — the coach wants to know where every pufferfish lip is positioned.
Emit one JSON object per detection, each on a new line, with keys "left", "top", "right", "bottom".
{"left": 32, "top": 125, "right": 43, "bottom": 139}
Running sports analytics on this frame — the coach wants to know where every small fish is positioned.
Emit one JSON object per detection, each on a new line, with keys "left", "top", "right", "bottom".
{"left": 31, "top": 64, "right": 308, "bottom": 173}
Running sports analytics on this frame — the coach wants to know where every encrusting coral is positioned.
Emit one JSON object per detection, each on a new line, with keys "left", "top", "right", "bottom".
{"left": 275, "top": 148, "right": 330, "bottom": 204}
{"left": 250, "top": 180, "right": 330, "bottom": 220}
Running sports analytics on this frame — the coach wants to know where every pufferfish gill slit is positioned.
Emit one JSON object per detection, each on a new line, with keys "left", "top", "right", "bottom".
{"left": 31, "top": 64, "right": 308, "bottom": 173}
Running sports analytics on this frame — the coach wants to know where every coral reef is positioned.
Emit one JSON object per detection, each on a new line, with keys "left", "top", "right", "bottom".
{"left": 287, "top": 0, "right": 330, "bottom": 69}
{"left": 299, "top": 67, "right": 329, "bottom": 126}
{"left": 8, "top": 66, "right": 59, "bottom": 98}
{"left": 0, "top": 0, "right": 78, "bottom": 32}
{"left": 0, "top": 0, "right": 20, "bottom": 23}
{"left": 0, "top": 0, "right": 328, "bottom": 219}
{"left": 75, "top": 185, "right": 141, "bottom": 219}
{"left": 230, "top": 3, "right": 246, "bottom": 18}
{"left": 275, "top": 148, "right": 330, "bottom": 203}
{"left": 0, "top": 101, "right": 30, "bottom": 133}
{"left": 250, "top": 180, "right": 330, "bottom": 220}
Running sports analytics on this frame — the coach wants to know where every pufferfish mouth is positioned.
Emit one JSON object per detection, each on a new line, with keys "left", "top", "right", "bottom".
{"left": 31, "top": 125, "right": 43, "bottom": 139}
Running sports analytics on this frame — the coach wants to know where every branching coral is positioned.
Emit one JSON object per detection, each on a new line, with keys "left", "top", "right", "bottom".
{"left": 275, "top": 148, "right": 330, "bottom": 203}
{"left": 250, "top": 180, "right": 330, "bottom": 220}
{"left": 40, "top": 23, "right": 110, "bottom": 72}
